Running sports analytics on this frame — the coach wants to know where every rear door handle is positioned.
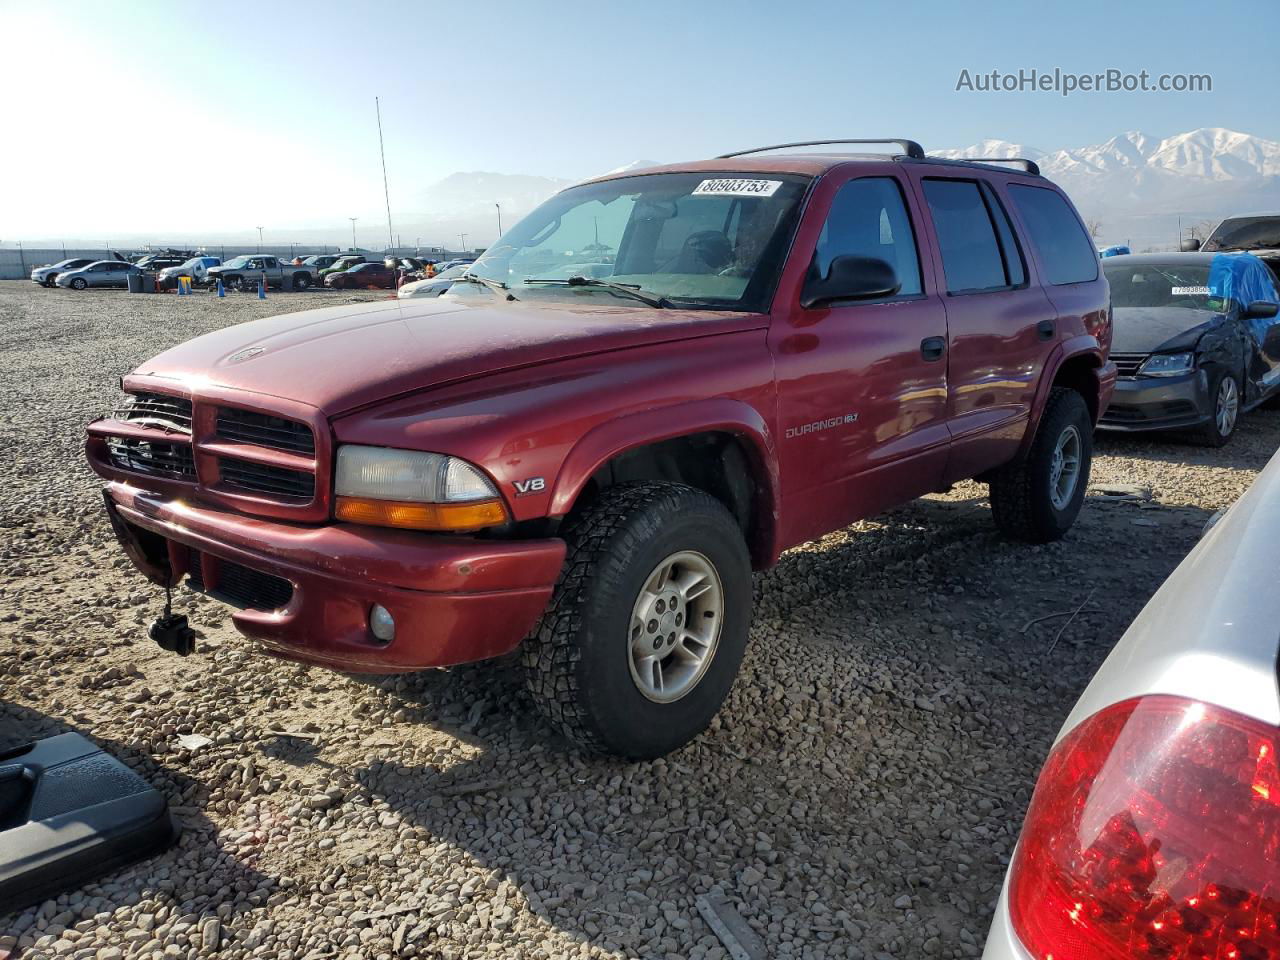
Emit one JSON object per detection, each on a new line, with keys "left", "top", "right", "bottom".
{"left": 921, "top": 337, "right": 946, "bottom": 361}
{"left": 1037, "top": 319, "right": 1056, "bottom": 341}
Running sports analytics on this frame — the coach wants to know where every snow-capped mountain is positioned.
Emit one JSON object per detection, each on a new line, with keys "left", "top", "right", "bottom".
{"left": 934, "top": 129, "right": 1280, "bottom": 249}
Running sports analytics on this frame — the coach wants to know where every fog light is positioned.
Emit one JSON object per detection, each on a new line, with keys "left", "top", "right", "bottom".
{"left": 369, "top": 604, "right": 395, "bottom": 642}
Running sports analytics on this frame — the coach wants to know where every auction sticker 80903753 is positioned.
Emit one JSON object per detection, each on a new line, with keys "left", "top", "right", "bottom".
{"left": 692, "top": 178, "right": 783, "bottom": 197}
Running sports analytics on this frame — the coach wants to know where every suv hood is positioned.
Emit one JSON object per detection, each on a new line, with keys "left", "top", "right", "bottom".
{"left": 1111, "top": 307, "right": 1224, "bottom": 354}
{"left": 134, "top": 295, "right": 759, "bottom": 416}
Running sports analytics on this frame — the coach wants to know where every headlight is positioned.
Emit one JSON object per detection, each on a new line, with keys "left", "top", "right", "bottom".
{"left": 1138, "top": 352, "right": 1194, "bottom": 376}
{"left": 333, "top": 445, "right": 508, "bottom": 532}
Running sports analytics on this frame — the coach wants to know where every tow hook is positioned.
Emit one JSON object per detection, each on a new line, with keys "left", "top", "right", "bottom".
{"left": 149, "top": 575, "right": 195, "bottom": 656}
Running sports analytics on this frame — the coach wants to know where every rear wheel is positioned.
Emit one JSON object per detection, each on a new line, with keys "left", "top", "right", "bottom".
{"left": 523, "top": 482, "right": 752, "bottom": 759}
{"left": 989, "top": 387, "right": 1092, "bottom": 543}
{"left": 292, "top": 272, "right": 311, "bottom": 291}
{"left": 1192, "top": 369, "right": 1240, "bottom": 447}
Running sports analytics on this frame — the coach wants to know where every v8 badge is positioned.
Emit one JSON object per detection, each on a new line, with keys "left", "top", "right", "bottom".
{"left": 513, "top": 477, "right": 546, "bottom": 496}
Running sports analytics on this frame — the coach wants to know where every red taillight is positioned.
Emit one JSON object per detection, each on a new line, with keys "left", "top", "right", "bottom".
{"left": 1010, "top": 695, "right": 1280, "bottom": 960}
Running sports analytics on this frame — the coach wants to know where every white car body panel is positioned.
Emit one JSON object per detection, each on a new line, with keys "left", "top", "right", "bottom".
{"left": 982, "top": 447, "right": 1280, "bottom": 959}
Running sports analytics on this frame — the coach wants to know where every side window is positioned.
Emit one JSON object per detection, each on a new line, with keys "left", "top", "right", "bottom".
{"left": 264, "top": 257, "right": 277, "bottom": 268}
{"left": 813, "top": 177, "right": 922, "bottom": 297}
{"left": 1007, "top": 184, "right": 1098, "bottom": 285}
{"left": 981, "top": 182, "right": 1026, "bottom": 287}
{"left": 921, "top": 179, "right": 1006, "bottom": 294}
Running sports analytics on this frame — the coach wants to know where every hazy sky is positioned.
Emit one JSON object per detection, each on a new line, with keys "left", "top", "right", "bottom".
{"left": 3, "top": 0, "right": 1277, "bottom": 244}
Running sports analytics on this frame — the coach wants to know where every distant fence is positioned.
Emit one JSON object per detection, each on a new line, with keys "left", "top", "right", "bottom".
{"left": 0, "top": 243, "right": 460, "bottom": 280}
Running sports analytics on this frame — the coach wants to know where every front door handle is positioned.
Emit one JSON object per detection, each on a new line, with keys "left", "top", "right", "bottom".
{"left": 921, "top": 336, "right": 946, "bottom": 361}
{"left": 1037, "top": 319, "right": 1056, "bottom": 341}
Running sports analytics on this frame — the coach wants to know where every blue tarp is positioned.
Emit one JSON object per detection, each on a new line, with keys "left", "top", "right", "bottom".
{"left": 1208, "top": 252, "right": 1280, "bottom": 340}
{"left": 1099, "top": 245, "right": 1131, "bottom": 258}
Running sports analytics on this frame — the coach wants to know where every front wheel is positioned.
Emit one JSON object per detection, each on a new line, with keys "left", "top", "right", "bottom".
{"left": 1192, "top": 369, "right": 1240, "bottom": 447}
{"left": 989, "top": 387, "right": 1092, "bottom": 543}
{"left": 70, "top": 277, "right": 87, "bottom": 290}
{"left": 523, "top": 482, "right": 752, "bottom": 759}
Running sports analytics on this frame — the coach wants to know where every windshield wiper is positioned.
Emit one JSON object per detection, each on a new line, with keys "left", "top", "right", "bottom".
{"left": 455, "top": 272, "right": 518, "bottom": 300}
{"left": 523, "top": 275, "right": 669, "bottom": 308}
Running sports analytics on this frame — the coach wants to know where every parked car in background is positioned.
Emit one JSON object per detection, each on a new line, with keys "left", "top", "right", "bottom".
{"left": 1099, "top": 252, "right": 1280, "bottom": 445}
{"left": 85, "top": 140, "right": 1114, "bottom": 758}
{"left": 319, "top": 255, "right": 366, "bottom": 278}
{"left": 30, "top": 258, "right": 96, "bottom": 287}
{"left": 206, "top": 255, "right": 318, "bottom": 291}
{"left": 1192, "top": 212, "right": 1280, "bottom": 283}
{"left": 324, "top": 262, "right": 397, "bottom": 289}
{"left": 433, "top": 258, "right": 476, "bottom": 272}
{"left": 55, "top": 260, "right": 142, "bottom": 290}
{"left": 134, "top": 254, "right": 190, "bottom": 273}
{"left": 982, "top": 446, "right": 1280, "bottom": 960}
{"left": 158, "top": 256, "right": 221, "bottom": 285}
{"left": 301, "top": 254, "right": 342, "bottom": 272}
{"left": 396, "top": 263, "right": 468, "bottom": 299}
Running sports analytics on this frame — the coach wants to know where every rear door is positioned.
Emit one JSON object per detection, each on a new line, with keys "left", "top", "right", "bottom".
{"left": 910, "top": 174, "right": 1057, "bottom": 483}
{"left": 770, "top": 172, "right": 950, "bottom": 545}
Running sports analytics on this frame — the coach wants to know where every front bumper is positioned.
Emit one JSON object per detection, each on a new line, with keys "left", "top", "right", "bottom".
{"left": 101, "top": 481, "right": 565, "bottom": 674}
{"left": 1096, "top": 369, "right": 1209, "bottom": 432}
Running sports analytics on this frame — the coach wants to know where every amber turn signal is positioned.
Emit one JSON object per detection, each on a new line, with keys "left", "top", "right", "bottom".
{"left": 334, "top": 496, "right": 509, "bottom": 532}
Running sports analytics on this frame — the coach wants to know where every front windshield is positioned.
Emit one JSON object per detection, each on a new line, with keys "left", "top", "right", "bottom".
{"left": 1105, "top": 262, "right": 1222, "bottom": 311}
{"left": 465, "top": 171, "right": 810, "bottom": 310}
{"left": 223, "top": 256, "right": 252, "bottom": 268}
{"left": 1203, "top": 217, "right": 1280, "bottom": 251}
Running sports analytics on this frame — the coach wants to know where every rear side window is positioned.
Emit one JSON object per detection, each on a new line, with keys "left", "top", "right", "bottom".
{"left": 814, "top": 177, "right": 922, "bottom": 297}
{"left": 1008, "top": 184, "right": 1098, "bottom": 285}
{"left": 921, "top": 179, "right": 1007, "bottom": 293}
{"left": 980, "top": 182, "right": 1026, "bottom": 287}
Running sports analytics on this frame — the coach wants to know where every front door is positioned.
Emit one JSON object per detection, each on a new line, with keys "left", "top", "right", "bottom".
{"left": 771, "top": 173, "right": 950, "bottom": 547}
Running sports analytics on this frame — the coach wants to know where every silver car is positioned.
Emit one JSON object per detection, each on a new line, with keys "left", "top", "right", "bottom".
{"left": 55, "top": 260, "right": 141, "bottom": 290}
{"left": 983, "top": 449, "right": 1280, "bottom": 959}
{"left": 30, "top": 258, "right": 96, "bottom": 287}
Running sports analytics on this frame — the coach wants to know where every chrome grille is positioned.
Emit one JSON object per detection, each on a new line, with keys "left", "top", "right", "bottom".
{"left": 114, "top": 392, "right": 192, "bottom": 433}
{"left": 1111, "top": 352, "right": 1149, "bottom": 377}
{"left": 216, "top": 407, "right": 315, "bottom": 456}
{"left": 106, "top": 437, "right": 196, "bottom": 479}
{"left": 219, "top": 457, "right": 315, "bottom": 500}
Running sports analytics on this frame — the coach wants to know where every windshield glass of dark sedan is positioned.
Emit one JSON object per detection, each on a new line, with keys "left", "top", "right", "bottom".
{"left": 1203, "top": 217, "right": 1280, "bottom": 252}
{"left": 1105, "top": 261, "right": 1219, "bottom": 311}
{"left": 465, "top": 172, "right": 810, "bottom": 310}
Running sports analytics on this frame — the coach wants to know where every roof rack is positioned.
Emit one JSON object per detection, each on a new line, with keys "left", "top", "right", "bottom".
{"left": 717, "top": 139, "right": 926, "bottom": 160}
{"left": 961, "top": 157, "right": 1041, "bottom": 176}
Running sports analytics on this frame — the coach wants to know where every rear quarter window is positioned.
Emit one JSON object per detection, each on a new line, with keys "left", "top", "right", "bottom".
{"left": 1007, "top": 184, "right": 1098, "bottom": 285}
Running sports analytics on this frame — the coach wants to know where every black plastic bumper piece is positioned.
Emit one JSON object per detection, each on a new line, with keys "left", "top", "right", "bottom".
{"left": 0, "top": 733, "right": 176, "bottom": 914}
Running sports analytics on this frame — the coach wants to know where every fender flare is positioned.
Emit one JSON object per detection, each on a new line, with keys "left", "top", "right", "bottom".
{"left": 1022, "top": 335, "right": 1105, "bottom": 453}
{"left": 548, "top": 396, "right": 781, "bottom": 563}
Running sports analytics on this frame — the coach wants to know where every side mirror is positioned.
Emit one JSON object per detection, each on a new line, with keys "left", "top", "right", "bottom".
{"left": 1243, "top": 300, "right": 1280, "bottom": 321}
{"left": 801, "top": 255, "right": 900, "bottom": 309}
{"left": 1180, "top": 238, "right": 1202, "bottom": 252}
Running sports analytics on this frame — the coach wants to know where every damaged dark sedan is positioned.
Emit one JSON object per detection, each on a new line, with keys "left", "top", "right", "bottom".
{"left": 1099, "top": 252, "right": 1280, "bottom": 445}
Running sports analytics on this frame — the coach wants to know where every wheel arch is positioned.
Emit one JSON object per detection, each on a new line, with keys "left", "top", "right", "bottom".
{"left": 548, "top": 398, "right": 780, "bottom": 568}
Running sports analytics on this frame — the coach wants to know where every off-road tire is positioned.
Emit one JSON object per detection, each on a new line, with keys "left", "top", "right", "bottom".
{"left": 292, "top": 272, "right": 311, "bottom": 291}
{"left": 523, "top": 482, "right": 752, "bottom": 759}
{"left": 1191, "top": 368, "right": 1240, "bottom": 447}
{"left": 989, "top": 387, "right": 1092, "bottom": 543}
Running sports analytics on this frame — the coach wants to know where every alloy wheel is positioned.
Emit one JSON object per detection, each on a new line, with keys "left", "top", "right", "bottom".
{"left": 1216, "top": 376, "right": 1239, "bottom": 437}
{"left": 1049, "top": 424, "right": 1082, "bottom": 511}
{"left": 627, "top": 550, "right": 723, "bottom": 703}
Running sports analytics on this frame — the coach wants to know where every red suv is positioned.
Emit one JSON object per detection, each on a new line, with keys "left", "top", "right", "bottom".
{"left": 86, "top": 139, "right": 1114, "bottom": 758}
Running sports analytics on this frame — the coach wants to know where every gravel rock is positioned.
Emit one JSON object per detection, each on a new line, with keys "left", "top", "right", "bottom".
{"left": 1, "top": 279, "right": 1274, "bottom": 958}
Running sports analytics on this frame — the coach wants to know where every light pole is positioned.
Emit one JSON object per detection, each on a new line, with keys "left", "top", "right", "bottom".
{"left": 349, "top": 218, "right": 358, "bottom": 250}
{"left": 459, "top": 233, "right": 468, "bottom": 254}
{"left": 495, "top": 203, "right": 502, "bottom": 238}
{"left": 256, "top": 226, "right": 264, "bottom": 252}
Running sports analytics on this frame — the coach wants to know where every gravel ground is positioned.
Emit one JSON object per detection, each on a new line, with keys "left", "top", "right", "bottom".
{"left": 1, "top": 279, "right": 1275, "bottom": 960}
